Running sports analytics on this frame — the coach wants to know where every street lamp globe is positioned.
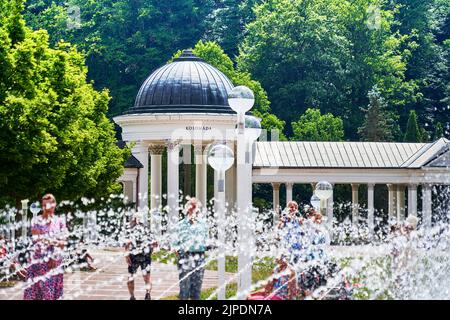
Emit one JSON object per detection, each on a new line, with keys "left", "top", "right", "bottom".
{"left": 315, "top": 181, "right": 333, "bottom": 201}
{"left": 228, "top": 86, "right": 255, "bottom": 114}
{"left": 207, "top": 144, "right": 235, "bottom": 172}
{"left": 244, "top": 115, "right": 262, "bottom": 142}
{"left": 30, "top": 202, "right": 41, "bottom": 215}
{"left": 30, "top": 202, "right": 41, "bottom": 219}
{"left": 310, "top": 194, "right": 321, "bottom": 210}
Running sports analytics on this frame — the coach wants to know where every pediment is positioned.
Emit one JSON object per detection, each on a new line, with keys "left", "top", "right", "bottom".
{"left": 425, "top": 148, "right": 450, "bottom": 167}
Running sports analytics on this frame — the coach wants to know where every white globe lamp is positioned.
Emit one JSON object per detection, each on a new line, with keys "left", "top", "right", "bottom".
{"left": 228, "top": 86, "right": 255, "bottom": 134}
{"left": 228, "top": 86, "right": 255, "bottom": 114}
{"left": 315, "top": 181, "right": 333, "bottom": 201}
{"left": 244, "top": 115, "right": 262, "bottom": 142}
{"left": 207, "top": 144, "right": 235, "bottom": 173}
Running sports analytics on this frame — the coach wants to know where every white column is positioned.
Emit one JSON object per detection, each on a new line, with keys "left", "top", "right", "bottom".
{"left": 422, "top": 184, "right": 432, "bottom": 228}
{"left": 272, "top": 183, "right": 281, "bottom": 217}
{"left": 367, "top": 183, "right": 375, "bottom": 234}
{"left": 194, "top": 144, "right": 207, "bottom": 209}
{"left": 397, "top": 185, "right": 406, "bottom": 222}
{"left": 286, "top": 183, "right": 293, "bottom": 204}
{"left": 21, "top": 200, "right": 28, "bottom": 238}
{"left": 166, "top": 141, "right": 180, "bottom": 232}
{"left": 214, "top": 168, "right": 227, "bottom": 300}
{"left": 351, "top": 184, "right": 359, "bottom": 223}
{"left": 236, "top": 135, "right": 254, "bottom": 299}
{"left": 149, "top": 144, "right": 164, "bottom": 213}
{"left": 122, "top": 181, "right": 134, "bottom": 204}
{"left": 182, "top": 144, "right": 192, "bottom": 197}
{"left": 214, "top": 170, "right": 219, "bottom": 209}
{"left": 225, "top": 160, "right": 236, "bottom": 213}
{"left": 387, "top": 184, "right": 397, "bottom": 221}
{"left": 132, "top": 141, "right": 149, "bottom": 211}
{"left": 326, "top": 185, "right": 334, "bottom": 228}
{"left": 132, "top": 176, "right": 137, "bottom": 205}
{"left": 408, "top": 184, "right": 418, "bottom": 217}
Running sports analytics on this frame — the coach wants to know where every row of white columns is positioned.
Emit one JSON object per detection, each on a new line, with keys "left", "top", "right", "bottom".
{"left": 194, "top": 145, "right": 208, "bottom": 208}
{"left": 271, "top": 182, "right": 435, "bottom": 228}
{"left": 272, "top": 182, "right": 334, "bottom": 223}
{"left": 132, "top": 141, "right": 209, "bottom": 221}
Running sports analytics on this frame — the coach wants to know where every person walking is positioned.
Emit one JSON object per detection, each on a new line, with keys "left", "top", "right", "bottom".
{"left": 23, "top": 194, "right": 67, "bottom": 300}
{"left": 389, "top": 215, "right": 419, "bottom": 299}
{"left": 306, "top": 212, "right": 331, "bottom": 261}
{"left": 297, "top": 212, "right": 334, "bottom": 299}
{"left": 277, "top": 201, "right": 304, "bottom": 265}
{"left": 172, "top": 198, "right": 209, "bottom": 300}
{"left": 124, "top": 212, "right": 157, "bottom": 300}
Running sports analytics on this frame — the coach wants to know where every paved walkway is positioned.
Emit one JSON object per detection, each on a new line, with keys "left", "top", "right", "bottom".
{"left": 0, "top": 248, "right": 235, "bottom": 300}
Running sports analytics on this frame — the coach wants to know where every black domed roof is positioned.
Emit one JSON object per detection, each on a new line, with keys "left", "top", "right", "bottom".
{"left": 123, "top": 50, "right": 235, "bottom": 115}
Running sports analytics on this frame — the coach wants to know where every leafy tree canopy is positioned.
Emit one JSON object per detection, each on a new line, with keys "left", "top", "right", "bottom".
{"left": 0, "top": 0, "right": 129, "bottom": 205}
{"left": 24, "top": 0, "right": 215, "bottom": 116}
{"left": 23, "top": 0, "right": 450, "bottom": 141}
{"left": 291, "top": 108, "right": 344, "bottom": 142}
{"left": 433, "top": 122, "right": 445, "bottom": 140}
{"left": 358, "top": 86, "right": 398, "bottom": 141}
{"left": 238, "top": 0, "right": 420, "bottom": 139}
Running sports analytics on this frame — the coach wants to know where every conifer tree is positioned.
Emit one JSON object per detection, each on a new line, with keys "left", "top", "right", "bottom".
{"left": 404, "top": 110, "right": 423, "bottom": 142}
{"left": 358, "top": 86, "right": 396, "bottom": 142}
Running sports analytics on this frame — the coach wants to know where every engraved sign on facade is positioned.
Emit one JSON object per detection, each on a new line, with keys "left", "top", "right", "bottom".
{"left": 186, "top": 125, "right": 212, "bottom": 131}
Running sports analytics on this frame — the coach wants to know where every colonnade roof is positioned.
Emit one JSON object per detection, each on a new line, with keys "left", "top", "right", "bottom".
{"left": 253, "top": 139, "right": 450, "bottom": 169}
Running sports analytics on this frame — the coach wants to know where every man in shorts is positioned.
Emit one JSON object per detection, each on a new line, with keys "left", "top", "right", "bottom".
{"left": 124, "top": 212, "right": 157, "bottom": 300}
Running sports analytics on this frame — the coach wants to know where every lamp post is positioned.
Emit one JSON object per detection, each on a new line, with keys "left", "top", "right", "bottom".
{"left": 88, "top": 211, "right": 98, "bottom": 244}
{"left": 310, "top": 194, "right": 321, "bottom": 211}
{"left": 208, "top": 143, "right": 235, "bottom": 300}
{"left": 244, "top": 115, "right": 262, "bottom": 162}
{"left": 20, "top": 199, "right": 29, "bottom": 238}
{"left": 9, "top": 211, "right": 15, "bottom": 251}
{"left": 228, "top": 86, "right": 260, "bottom": 299}
{"left": 315, "top": 181, "right": 333, "bottom": 227}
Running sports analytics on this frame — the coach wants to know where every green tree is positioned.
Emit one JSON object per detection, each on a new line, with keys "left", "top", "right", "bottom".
{"left": 291, "top": 108, "right": 344, "bottom": 141}
{"left": 238, "top": 0, "right": 416, "bottom": 139}
{"left": 204, "top": 0, "right": 262, "bottom": 56}
{"left": 403, "top": 110, "right": 423, "bottom": 142}
{"left": 173, "top": 40, "right": 287, "bottom": 139}
{"left": 433, "top": 122, "right": 445, "bottom": 140}
{"left": 358, "top": 86, "right": 396, "bottom": 141}
{"left": 24, "top": 0, "right": 215, "bottom": 116}
{"left": 0, "top": 0, "right": 129, "bottom": 205}
{"left": 389, "top": 0, "right": 450, "bottom": 134}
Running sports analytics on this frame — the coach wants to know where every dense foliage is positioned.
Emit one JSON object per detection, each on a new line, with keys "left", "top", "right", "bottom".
{"left": 404, "top": 110, "right": 423, "bottom": 142}
{"left": 24, "top": 0, "right": 215, "bottom": 116}
{"left": 0, "top": 0, "right": 129, "bottom": 206}
{"left": 24, "top": 0, "right": 450, "bottom": 142}
{"left": 358, "top": 86, "right": 398, "bottom": 142}
{"left": 292, "top": 109, "right": 344, "bottom": 142}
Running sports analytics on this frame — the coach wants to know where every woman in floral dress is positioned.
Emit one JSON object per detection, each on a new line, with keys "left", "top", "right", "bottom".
{"left": 277, "top": 201, "right": 305, "bottom": 265}
{"left": 23, "top": 194, "right": 67, "bottom": 300}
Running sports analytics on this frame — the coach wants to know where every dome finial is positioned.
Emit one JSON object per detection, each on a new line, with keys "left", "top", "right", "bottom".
{"left": 174, "top": 49, "right": 203, "bottom": 62}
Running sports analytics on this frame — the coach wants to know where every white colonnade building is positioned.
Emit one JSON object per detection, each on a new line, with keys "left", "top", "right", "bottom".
{"left": 254, "top": 139, "right": 450, "bottom": 229}
{"left": 115, "top": 49, "right": 450, "bottom": 232}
